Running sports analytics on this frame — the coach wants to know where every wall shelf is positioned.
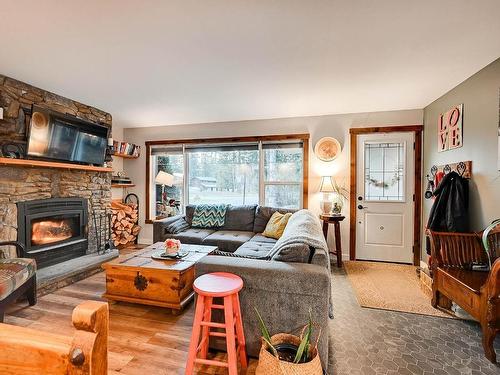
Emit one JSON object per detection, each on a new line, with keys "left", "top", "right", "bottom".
{"left": 111, "top": 183, "right": 136, "bottom": 188}
{"left": 0, "top": 157, "right": 113, "bottom": 172}
{"left": 113, "top": 153, "right": 139, "bottom": 159}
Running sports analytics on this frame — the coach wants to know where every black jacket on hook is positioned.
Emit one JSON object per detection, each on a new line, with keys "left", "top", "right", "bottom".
{"left": 426, "top": 171, "right": 469, "bottom": 255}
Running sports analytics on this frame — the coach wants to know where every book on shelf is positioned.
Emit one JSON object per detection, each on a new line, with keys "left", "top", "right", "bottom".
{"left": 113, "top": 141, "right": 141, "bottom": 157}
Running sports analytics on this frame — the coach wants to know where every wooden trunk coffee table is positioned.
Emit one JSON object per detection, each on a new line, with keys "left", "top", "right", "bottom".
{"left": 102, "top": 242, "right": 216, "bottom": 313}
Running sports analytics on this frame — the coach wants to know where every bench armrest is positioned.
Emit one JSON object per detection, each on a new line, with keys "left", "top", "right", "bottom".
{"left": 487, "top": 258, "right": 500, "bottom": 298}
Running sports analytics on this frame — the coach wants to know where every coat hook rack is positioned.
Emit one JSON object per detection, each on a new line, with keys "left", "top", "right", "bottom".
{"left": 424, "top": 161, "right": 472, "bottom": 199}
{"left": 429, "top": 160, "right": 472, "bottom": 179}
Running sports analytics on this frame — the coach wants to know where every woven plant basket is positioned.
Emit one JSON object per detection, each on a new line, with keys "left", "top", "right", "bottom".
{"left": 255, "top": 333, "right": 323, "bottom": 375}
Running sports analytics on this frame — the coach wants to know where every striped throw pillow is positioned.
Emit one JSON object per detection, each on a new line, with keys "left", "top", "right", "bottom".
{"left": 191, "top": 204, "right": 228, "bottom": 228}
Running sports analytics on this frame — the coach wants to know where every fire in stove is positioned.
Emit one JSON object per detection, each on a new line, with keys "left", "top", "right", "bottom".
{"left": 31, "top": 219, "right": 74, "bottom": 246}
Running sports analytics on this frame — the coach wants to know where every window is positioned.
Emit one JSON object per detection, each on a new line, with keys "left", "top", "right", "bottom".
{"left": 151, "top": 148, "right": 184, "bottom": 218}
{"left": 147, "top": 135, "right": 308, "bottom": 221}
{"left": 263, "top": 143, "right": 303, "bottom": 208}
{"left": 364, "top": 142, "right": 405, "bottom": 201}
{"left": 187, "top": 145, "right": 259, "bottom": 205}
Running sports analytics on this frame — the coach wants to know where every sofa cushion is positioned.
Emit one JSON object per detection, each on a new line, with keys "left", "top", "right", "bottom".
{"left": 272, "top": 243, "right": 313, "bottom": 264}
{"left": 0, "top": 258, "right": 36, "bottom": 301}
{"left": 253, "top": 206, "right": 297, "bottom": 233}
{"left": 185, "top": 205, "right": 196, "bottom": 225}
{"left": 171, "top": 228, "right": 215, "bottom": 244}
{"left": 222, "top": 205, "right": 257, "bottom": 232}
{"left": 166, "top": 217, "right": 190, "bottom": 234}
{"left": 263, "top": 211, "right": 292, "bottom": 239}
{"left": 202, "top": 230, "right": 255, "bottom": 253}
{"left": 268, "top": 210, "right": 330, "bottom": 267}
{"left": 234, "top": 241, "right": 274, "bottom": 259}
{"left": 191, "top": 204, "right": 228, "bottom": 228}
{"left": 250, "top": 233, "right": 278, "bottom": 244}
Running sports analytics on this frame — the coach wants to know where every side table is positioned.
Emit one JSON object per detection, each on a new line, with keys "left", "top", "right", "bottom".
{"left": 320, "top": 214, "right": 345, "bottom": 267}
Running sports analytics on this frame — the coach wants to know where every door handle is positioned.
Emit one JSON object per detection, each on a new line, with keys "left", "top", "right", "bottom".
{"left": 358, "top": 205, "right": 366, "bottom": 210}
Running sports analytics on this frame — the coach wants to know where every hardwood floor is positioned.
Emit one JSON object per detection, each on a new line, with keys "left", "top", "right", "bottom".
{"left": 6, "top": 247, "right": 499, "bottom": 374}
{"left": 5, "top": 247, "right": 257, "bottom": 375}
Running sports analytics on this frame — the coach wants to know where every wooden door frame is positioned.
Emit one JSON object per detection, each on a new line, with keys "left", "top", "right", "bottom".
{"left": 349, "top": 125, "right": 423, "bottom": 266}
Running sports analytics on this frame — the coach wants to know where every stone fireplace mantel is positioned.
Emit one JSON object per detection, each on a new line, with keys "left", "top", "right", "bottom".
{"left": 0, "top": 74, "right": 113, "bottom": 260}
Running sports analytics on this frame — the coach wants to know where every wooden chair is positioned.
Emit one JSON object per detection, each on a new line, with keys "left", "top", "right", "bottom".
{"left": 0, "top": 300, "right": 108, "bottom": 375}
{"left": 429, "top": 226, "right": 500, "bottom": 363}
{"left": 0, "top": 241, "right": 37, "bottom": 322}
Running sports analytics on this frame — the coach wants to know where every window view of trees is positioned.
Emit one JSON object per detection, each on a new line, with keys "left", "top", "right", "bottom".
{"left": 264, "top": 146, "right": 303, "bottom": 208}
{"left": 151, "top": 141, "right": 304, "bottom": 219}
{"left": 188, "top": 149, "right": 259, "bottom": 205}
{"left": 155, "top": 153, "right": 183, "bottom": 217}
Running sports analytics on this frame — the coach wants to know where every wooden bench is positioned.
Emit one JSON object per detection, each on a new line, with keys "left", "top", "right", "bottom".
{"left": 429, "top": 229, "right": 500, "bottom": 363}
{"left": 0, "top": 301, "right": 108, "bottom": 374}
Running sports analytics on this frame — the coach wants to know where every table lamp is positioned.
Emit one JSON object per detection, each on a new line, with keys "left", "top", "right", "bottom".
{"left": 319, "top": 176, "right": 334, "bottom": 214}
{"left": 155, "top": 171, "right": 174, "bottom": 203}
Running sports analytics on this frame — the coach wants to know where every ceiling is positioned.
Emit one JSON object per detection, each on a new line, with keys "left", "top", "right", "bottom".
{"left": 1, "top": 1, "right": 499, "bottom": 128}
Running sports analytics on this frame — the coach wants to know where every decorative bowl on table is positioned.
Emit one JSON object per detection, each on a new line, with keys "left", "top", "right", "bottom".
{"left": 165, "top": 238, "right": 181, "bottom": 254}
{"left": 151, "top": 238, "right": 188, "bottom": 260}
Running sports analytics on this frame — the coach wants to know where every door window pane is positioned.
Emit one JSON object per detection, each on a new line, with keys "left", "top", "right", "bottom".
{"left": 364, "top": 142, "right": 404, "bottom": 201}
{"left": 187, "top": 149, "right": 259, "bottom": 205}
{"left": 154, "top": 154, "right": 183, "bottom": 218}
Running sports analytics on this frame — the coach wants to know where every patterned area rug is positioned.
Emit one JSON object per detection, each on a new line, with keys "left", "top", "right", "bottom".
{"left": 344, "top": 261, "right": 454, "bottom": 318}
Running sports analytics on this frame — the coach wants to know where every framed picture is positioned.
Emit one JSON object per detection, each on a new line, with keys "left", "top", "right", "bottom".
{"left": 438, "top": 104, "right": 463, "bottom": 152}
{"left": 314, "top": 137, "right": 341, "bottom": 161}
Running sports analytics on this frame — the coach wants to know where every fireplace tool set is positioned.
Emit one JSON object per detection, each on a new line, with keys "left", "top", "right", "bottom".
{"left": 90, "top": 206, "right": 115, "bottom": 255}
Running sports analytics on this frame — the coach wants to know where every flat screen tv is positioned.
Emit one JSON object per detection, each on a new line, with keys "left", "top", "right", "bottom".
{"left": 27, "top": 106, "right": 108, "bottom": 166}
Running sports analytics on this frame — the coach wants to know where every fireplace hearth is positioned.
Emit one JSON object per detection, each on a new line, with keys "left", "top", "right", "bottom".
{"left": 17, "top": 198, "right": 88, "bottom": 269}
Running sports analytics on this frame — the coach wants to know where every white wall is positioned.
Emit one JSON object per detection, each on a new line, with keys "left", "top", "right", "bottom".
{"left": 123, "top": 109, "right": 423, "bottom": 257}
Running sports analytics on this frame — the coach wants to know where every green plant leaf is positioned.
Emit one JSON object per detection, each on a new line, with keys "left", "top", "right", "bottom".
{"left": 294, "top": 328, "right": 311, "bottom": 363}
{"left": 262, "top": 336, "right": 279, "bottom": 358}
{"left": 254, "top": 307, "right": 271, "bottom": 343}
{"left": 255, "top": 307, "right": 280, "bottom": 358}
{"left": 294, "top": 310, "right": 313, "bottom": 363}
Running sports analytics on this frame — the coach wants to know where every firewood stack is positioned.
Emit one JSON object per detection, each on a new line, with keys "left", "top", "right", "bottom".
{"left": 111, "top": 201, "right": 141, "bottom": 246}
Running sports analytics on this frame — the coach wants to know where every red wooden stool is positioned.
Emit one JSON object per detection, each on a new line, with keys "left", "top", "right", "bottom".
{"left": 186, "top": 272, "right": 247, "bottom": 375}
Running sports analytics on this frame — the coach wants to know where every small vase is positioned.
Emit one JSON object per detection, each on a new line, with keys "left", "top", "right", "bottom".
{"left": 331, "top": 195, "right": 343, "bottom": 215}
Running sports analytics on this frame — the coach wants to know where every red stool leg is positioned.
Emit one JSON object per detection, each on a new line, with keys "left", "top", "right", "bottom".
{"left": 186, "top": 294, "right": 205, "bottom": 375}
{"left": 200, "top": 296, "right": 212, "bottom": 359}
{"left": 223, "top": 295, "right": 238, "bottom": 375}
{"left": 233, "top": 293, "right": 248, "bottom": 369}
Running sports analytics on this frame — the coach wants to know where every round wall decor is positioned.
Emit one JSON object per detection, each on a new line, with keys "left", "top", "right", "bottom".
{"left": 314, "top": 137, "right": 341, "bottom": 161}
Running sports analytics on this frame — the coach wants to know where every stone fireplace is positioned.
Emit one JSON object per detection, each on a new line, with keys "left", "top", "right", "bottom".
{"left": 17, "top": 197, "right": 88, "bottom": 268}
{"left": 0, "top": 75, "right": 113, "bottom": 269}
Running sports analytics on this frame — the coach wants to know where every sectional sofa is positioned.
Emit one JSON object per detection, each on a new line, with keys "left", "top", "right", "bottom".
{"left": 153, "top": 204, "right": 332, "bottom": 370}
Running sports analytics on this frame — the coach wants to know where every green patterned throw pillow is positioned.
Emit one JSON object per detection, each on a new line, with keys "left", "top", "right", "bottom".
{"left": 191, "top": 204, "right": 228, "bottom": 228}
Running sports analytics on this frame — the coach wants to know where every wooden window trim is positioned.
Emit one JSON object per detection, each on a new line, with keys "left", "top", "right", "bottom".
{"left": 349, "top": 125, "right": 423, "bottom": 266}
{"left": 145, "top": 134, "right": 309, "bottom": 224}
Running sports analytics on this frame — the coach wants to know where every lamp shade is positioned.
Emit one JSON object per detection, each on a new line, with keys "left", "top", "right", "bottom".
{"left": 155, "top": 171, "right": 174, "bottom": 186}
{"left": 319, "top": 176, "right": 335, "bottom": 192}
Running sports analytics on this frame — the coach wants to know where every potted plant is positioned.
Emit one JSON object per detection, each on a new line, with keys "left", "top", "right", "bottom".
{"left": 331, "top": 178, "right": 349, "bottom": 215}
{"left": 255, "top": 308, "right": 323, "bottom": 375}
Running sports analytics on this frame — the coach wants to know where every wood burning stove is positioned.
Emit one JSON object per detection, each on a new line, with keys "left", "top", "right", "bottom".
{"left": 17, "top": 198, "right": 88, "bottom": 268}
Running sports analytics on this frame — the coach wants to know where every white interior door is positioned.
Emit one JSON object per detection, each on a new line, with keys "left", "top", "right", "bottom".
{"left": 356, "top": 132, "right": 414, "bottom": 263}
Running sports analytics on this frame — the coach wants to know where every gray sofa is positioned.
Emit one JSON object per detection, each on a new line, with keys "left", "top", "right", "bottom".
{"left": 153, "top": 204, "right": 332, "bottom": 371}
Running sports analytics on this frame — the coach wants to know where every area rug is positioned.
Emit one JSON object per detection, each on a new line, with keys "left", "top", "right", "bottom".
{"left": 344, "top": 261, "right": 454, "bottom": 318}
